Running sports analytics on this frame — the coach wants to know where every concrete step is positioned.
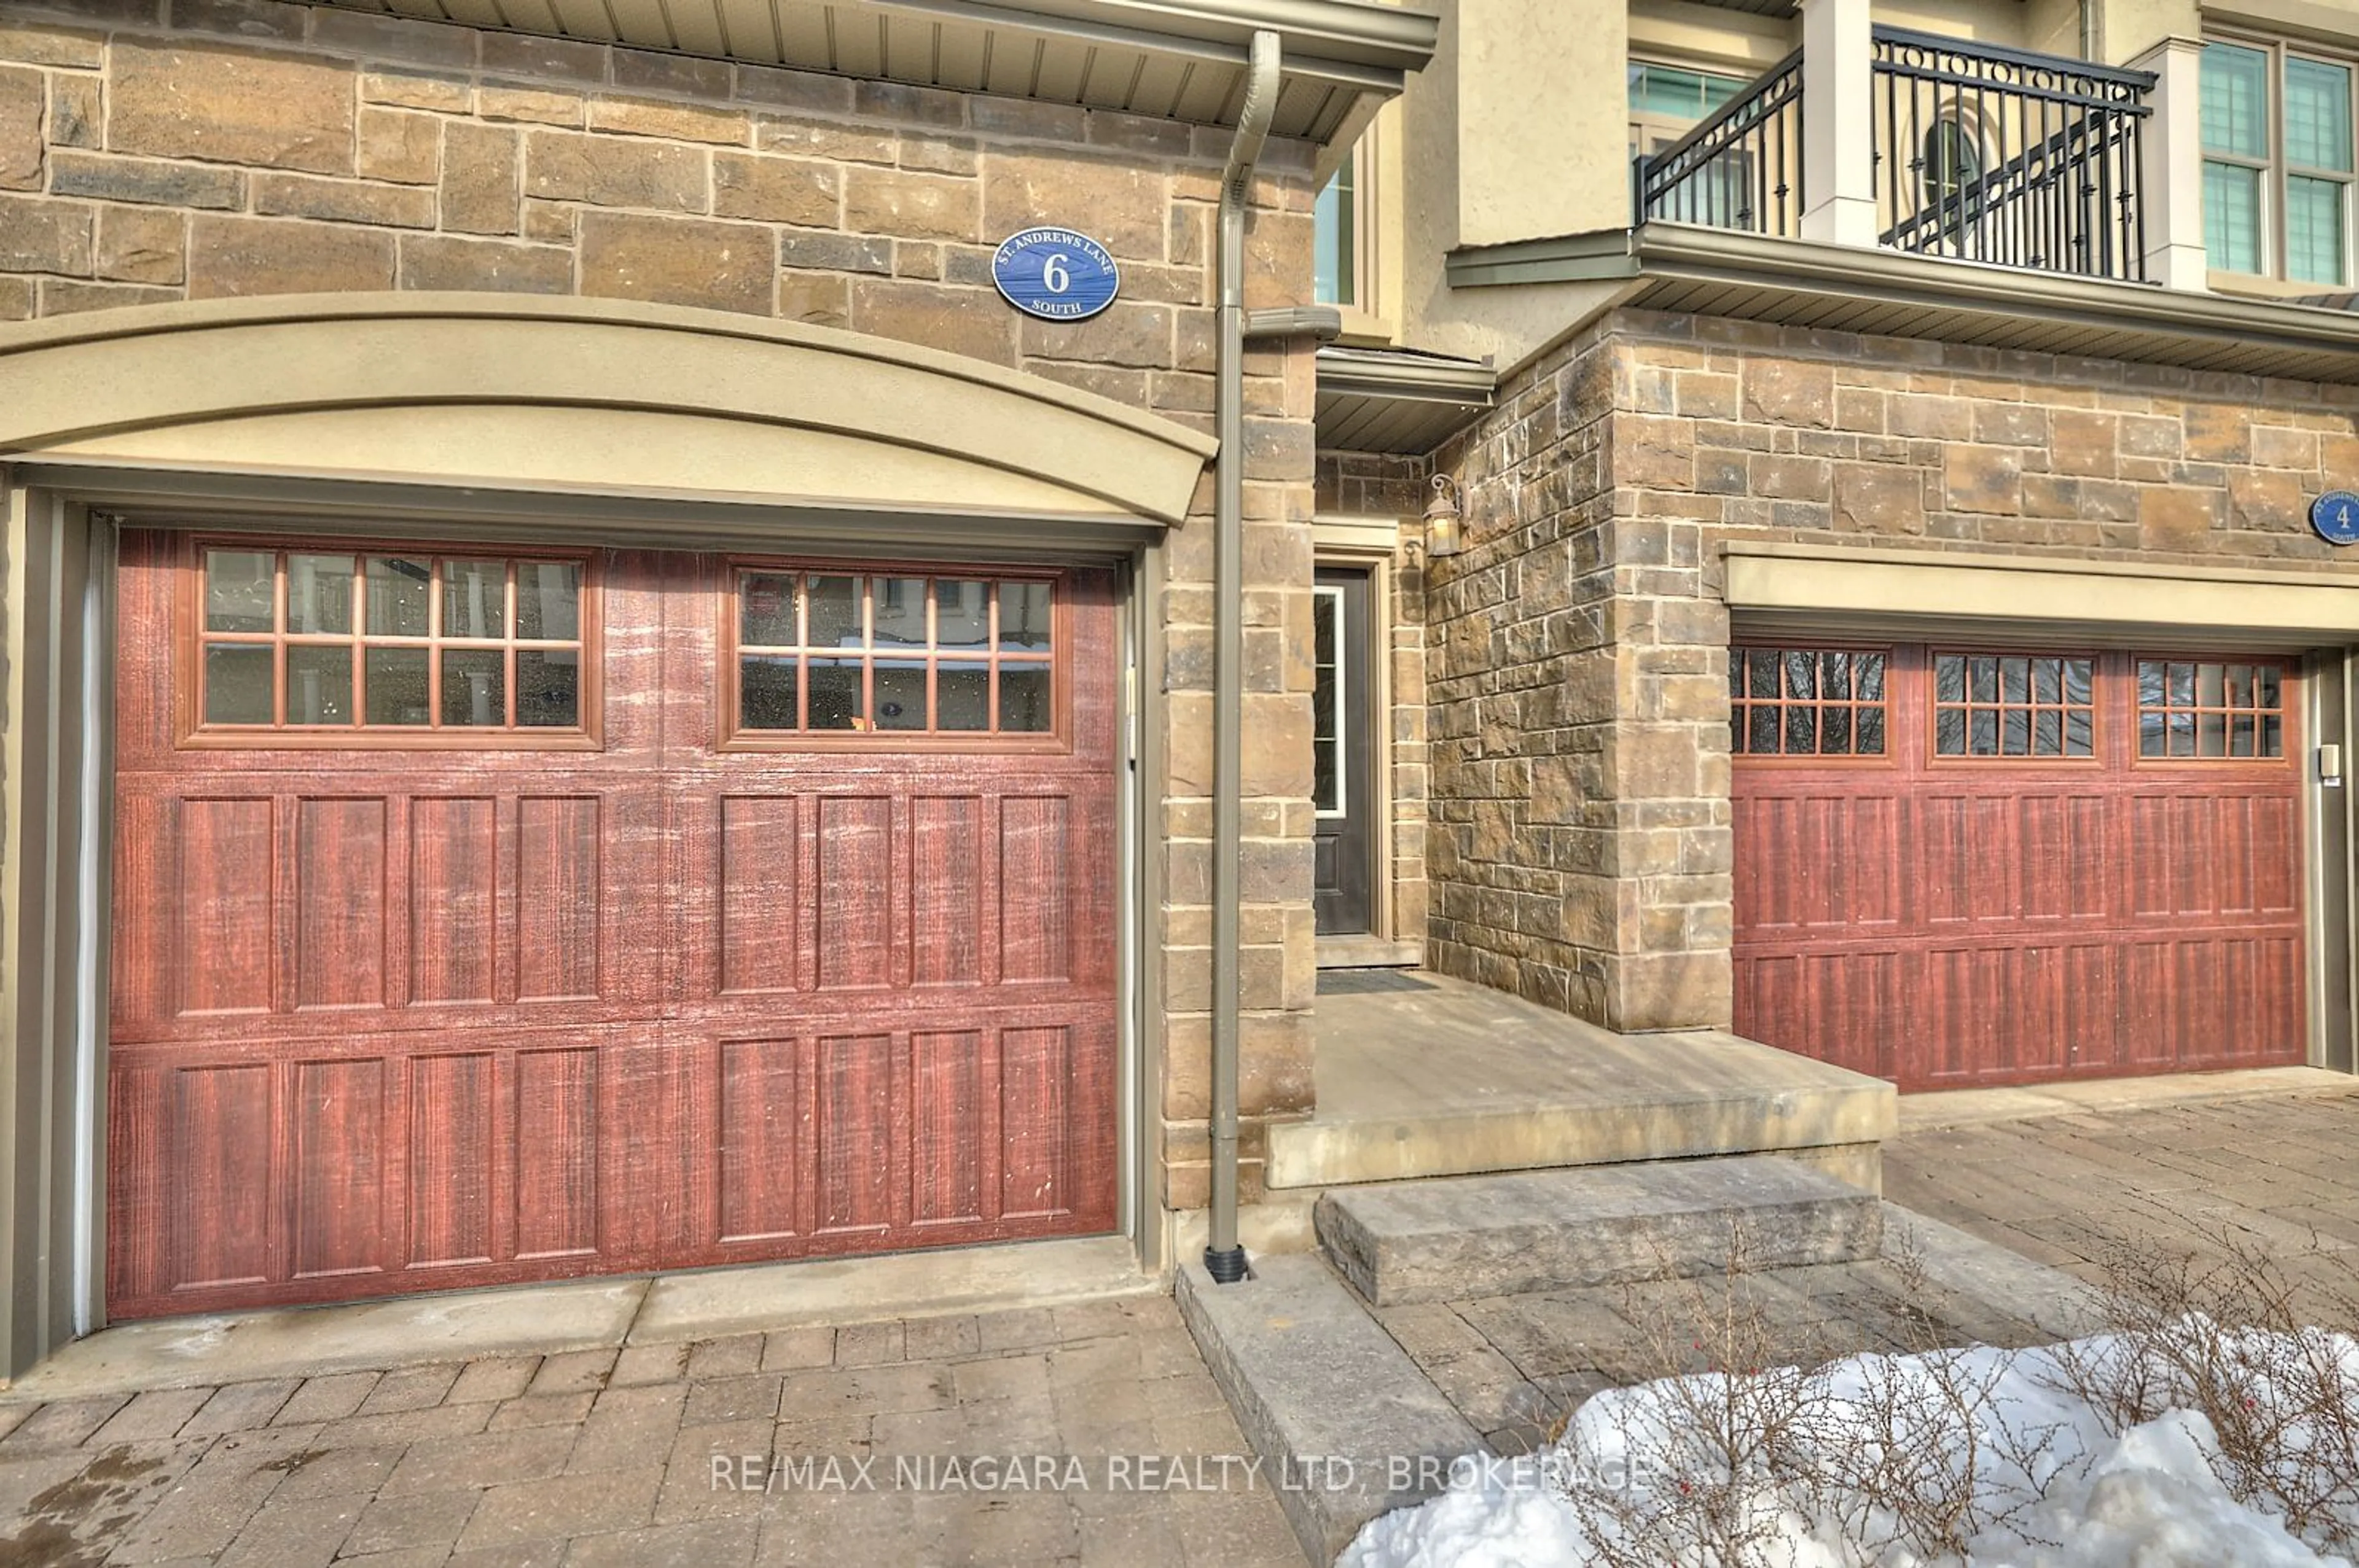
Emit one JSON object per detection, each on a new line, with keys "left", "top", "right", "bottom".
{"left": 1315, "top": 1155, "right": 1884, "bottom": 1306}
{"left": 1177, "top": 1255, "right": 1481, "bottom": 1564}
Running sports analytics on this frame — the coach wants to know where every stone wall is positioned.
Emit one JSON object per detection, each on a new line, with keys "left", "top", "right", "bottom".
{"left": 0, "top": 0, "right": 1325, "bottom": 1232}
{"left": 1415, "top": 306, "right": 2359, "bottom": 1033}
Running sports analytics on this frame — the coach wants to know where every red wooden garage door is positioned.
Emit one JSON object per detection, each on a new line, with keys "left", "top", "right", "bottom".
{"left": 1732, "top": 644, "right": 2306, "bottom": 1090}
{"left": 108, "top": 530, "right": 1119, "bottom": 1318}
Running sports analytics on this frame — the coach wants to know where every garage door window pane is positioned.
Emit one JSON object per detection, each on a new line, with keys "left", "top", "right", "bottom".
{"left": 517, "top": 650, "right": 580, "bottom": 728}
{"left": 365, "top": 648, "right": 429, "bottom": 726}
{"left": 1933, "top": 651, "right": 2095, "bottom": 759}
{"left": 808, "top": 577, "right": 862, "bottom": 650}
{"left": 1731, "top": 646, "right": 1888, "bottom": 758}
{"left": 195, "top": 544, "right": 593, "bottom": 741}
{"left": 808, "top": 659, "right": 862, "bottom": 730}
{"left": 939, "top": 663, "right": 990, "bottom": 730}
{"left": 206, "top": 550, "right": 277, "bottom": 633}
{"left": 1000, "top": 582, "right": 1054, "bottom": 650}
{"left": 2138, "top": 657, "right": 2287, "bottom": 760}
{"left": 287, "top": 646, "right": 353, "bottom": 725}
{"left": 729, "top": 569, "right": 1061, "bottom": 743}
{"left": 874, "top": 579, "right": 926, "bottom": 649}
{"left": 740, "top": 655, "right": 799, "bottom": 730}
{"left": 1000, "top": 665, "right": 1052, "bottom": 732}
{"left": 288, "top": 555, "right": 354, "bottom": 635}
{"left": 367, "top": 558, "right": 432, "bottom": 636}
{"left": 874, "top": 661, "right": 926, "bottom": 730}
{"left": 517, "top": 563, "right": 582, "bottom": 642}
{"left": 442, "top": 649, "right": 506, "bottom": 727}
{"left": 204, "top": 644, "right": 274, "bottom": 724}
{"left": 937, "top": 582, "right": 990, "bottom": 648}
{"left": 442, "top": 560, "right": 506, "bottom": 640}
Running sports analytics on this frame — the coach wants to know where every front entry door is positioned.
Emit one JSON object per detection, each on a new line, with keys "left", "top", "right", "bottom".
{"left": 1313, "top": 566, "right": 1375, "bottom": 936}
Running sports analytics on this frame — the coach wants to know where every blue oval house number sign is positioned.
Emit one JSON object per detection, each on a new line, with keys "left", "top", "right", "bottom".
{"left": 992, "top": 227, "right": 1119, "bottom": 321}
{"left": 2314, "top": 490, "right": 2359, "bottom": 546}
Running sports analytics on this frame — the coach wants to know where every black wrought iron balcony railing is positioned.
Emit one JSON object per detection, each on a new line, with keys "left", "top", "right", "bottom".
{"left": 1873, "top": 28, "right": 2154, "bottom": 281}
{"left": 1635, "top": 49, "right": 1805, "bottom": 239}
{"left": 1633, "top": 28, "right": 2156, "bottom": 284}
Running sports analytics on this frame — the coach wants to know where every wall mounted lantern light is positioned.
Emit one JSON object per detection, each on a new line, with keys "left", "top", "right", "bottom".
{"left": 1423, "top": 475, "right": 1466, "bottom": 560}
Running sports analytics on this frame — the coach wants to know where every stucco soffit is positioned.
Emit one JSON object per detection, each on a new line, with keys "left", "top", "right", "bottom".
{"left": 0, "top": 294, "right": 1217, "bottom": 528}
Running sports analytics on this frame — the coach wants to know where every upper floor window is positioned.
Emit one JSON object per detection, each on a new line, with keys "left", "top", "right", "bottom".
{"left": 1628, "top": 62, "right": 1751, "bottom": 158}
{"left": 2202, "top": 38, "right": 2355, "bottom": 284}
{"left": 1315, "top": 137, "right": 1371, "bottom": 310}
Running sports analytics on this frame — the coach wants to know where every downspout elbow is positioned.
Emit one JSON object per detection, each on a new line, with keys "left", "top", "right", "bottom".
{"left": 1205, "top": 28, "right": 1281, "bottom": 1288}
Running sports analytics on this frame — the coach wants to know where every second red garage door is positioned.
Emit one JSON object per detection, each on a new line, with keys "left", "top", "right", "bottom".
{"left": 1732, "top": 643, "right": 2306, "bottom": 1090}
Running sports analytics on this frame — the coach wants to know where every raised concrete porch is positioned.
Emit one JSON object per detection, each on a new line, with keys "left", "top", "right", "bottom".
{"left": 1269, "top": 972, "right": 1896, "bottom": 1192}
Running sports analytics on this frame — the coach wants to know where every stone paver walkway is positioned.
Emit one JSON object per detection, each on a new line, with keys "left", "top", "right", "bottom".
{"left": 0, "top": 1297, "right": 1305, "bottom": 1567}
{"left": 1887, "top": 1081, "right": 2359, "bottom": 1304}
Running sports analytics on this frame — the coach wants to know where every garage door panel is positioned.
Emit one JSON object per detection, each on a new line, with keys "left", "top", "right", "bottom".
{"left": 166, "top": 1062, "right": 275, "bottom": 1293}
{"left": 176, "top": 795, "right": 278, "bottom": 1017}
{"left": 112, "top": 540, "right": 1121, "bottom": 1318}
{"left": 294, "top": 796, "right": 392, "bottom": 1012}
{"left": 715, "top": 795, "right": 801, "bottom": 996}
{"left": 1735, "top": 642, "right": 2305, "bottom": 1088}
{"left": 410, "top": 797, "right": 499, "bottom": 1005}
{"left": 714, "top": 1035, "right": 804, "bottom": 1243}
{"left": 406, "top": 1051, "right": 495, "bottom": 1268}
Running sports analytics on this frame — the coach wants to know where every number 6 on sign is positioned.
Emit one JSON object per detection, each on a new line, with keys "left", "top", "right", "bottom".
{"left": 992, "top": 227, "right": 1119, "bottom": 322}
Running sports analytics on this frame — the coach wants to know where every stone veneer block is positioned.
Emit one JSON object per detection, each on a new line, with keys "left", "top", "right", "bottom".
{"left": 1315, "top": 1155, "right": 1884, "bottom": 1306}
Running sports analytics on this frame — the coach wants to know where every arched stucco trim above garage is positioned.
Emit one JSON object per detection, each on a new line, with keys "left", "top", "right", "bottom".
{"left": 0, "top": 294, "right": 1218, "bottom": 527}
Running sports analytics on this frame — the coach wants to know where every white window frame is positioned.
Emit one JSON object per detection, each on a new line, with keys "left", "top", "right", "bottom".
{"left": 2204, "top": 31, "right": 2359, "bottom": 287}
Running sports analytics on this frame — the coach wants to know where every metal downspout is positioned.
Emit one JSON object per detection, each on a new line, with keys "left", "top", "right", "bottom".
{"left": 1205, "top": 28, "right": 1280, "bottom": 1287}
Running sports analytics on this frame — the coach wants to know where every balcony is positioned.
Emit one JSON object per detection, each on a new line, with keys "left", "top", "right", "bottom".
{"left": 1635, "top": 23, "right": 2164, "bottom": 286}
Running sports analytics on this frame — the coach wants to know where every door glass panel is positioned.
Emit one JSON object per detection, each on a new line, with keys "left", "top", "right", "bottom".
{"left": 1933, "top": 651, "right": 2094, "bottom": 758}
{"left": 517, "top": 649, "right": 580, "bottom": 728}
{"left": 286, "top": 555, "right": 353, "bottom": 635}
{"left": 740, "top": 655, "right": 799, "bottom": 730}
{"left": 204, "top": 644, "right": 274, "bottom": 724}
{"left": 366, "top": 557, "right": 432, "bottom": 636}
{"left": 1313, "top": 590, "right": 1341, "bottom": 813}
{"left": 807, "top": 658, "right": 862, "bottom": 730}
{"left": 205, "top": 550, "right": 276, "bottom": 633}
{"left": 1731, "top": 646, "right": 1888, "bottom": 758}
{"left": 442, "top": 560, "right": 506, "bottom": 640}
{"left": 441, "top": 649, "right": 506, "bottom": 727}
{"left": 364, "top": 648, "right": 430, "bottom": 726}
{"left": 999, "top": 665, "right": 1052, "bottom": 733}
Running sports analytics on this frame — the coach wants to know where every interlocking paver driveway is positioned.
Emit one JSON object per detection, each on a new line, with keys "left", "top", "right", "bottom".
{"left": 1886, "top": 1080, "right": 2359, "bottom": 1308}
{"left": 0, "top": 1296, "right": 1306, "bottom": 1567}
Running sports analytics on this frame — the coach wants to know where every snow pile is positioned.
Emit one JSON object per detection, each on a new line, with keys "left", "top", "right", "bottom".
{"left": 1343, "top": 1331, "right": 2359, "bottom": 1568}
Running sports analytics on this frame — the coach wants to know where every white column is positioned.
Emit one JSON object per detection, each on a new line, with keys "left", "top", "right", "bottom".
{"left": 1799, "top": 0, "right": 1879, "bottom": 246}
{"left": 2133, "top": 37, "right": 2212, "bottom": 291}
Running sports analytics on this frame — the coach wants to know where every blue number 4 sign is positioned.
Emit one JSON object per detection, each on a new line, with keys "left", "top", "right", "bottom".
{"left": 2314, "top": 491, "right": 2359, "bottom": 546}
